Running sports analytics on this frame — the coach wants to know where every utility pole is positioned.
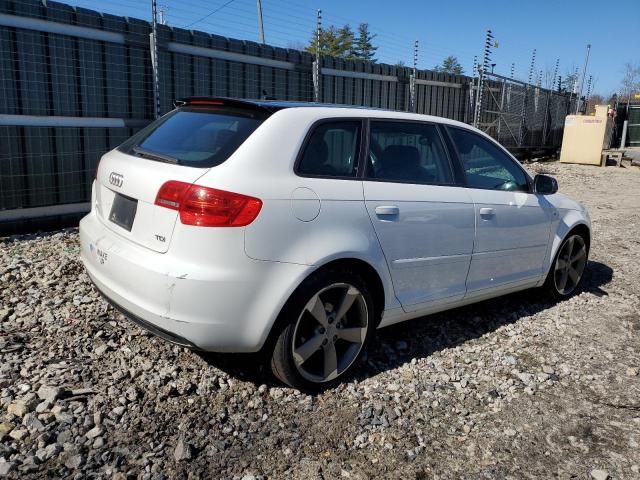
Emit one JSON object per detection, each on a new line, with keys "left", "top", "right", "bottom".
{"left": 159, "top": 5, "right": 166, "bottom": 25}
{"left": 576, "top": 43, "right": 591, "bottom": 114}
{"left": 256, "top": 0, "right": 265, "bottom": 44}
{"left": 510, "top": 63, "right": 515, "bottom": 79}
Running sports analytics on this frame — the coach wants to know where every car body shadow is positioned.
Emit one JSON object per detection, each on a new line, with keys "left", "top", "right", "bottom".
{"left": 198, "top": 260, "right": 613, "bottom": 390}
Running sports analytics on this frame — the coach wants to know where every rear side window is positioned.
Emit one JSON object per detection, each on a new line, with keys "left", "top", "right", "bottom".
{"left": 297, "top": 121, "right": 361, "bottom": 178}
{"left": 447, "top": 127, "right": 529, "bottom": 191}
{"left": 119, "top": 107, "right": 267, "bottom": 168}
{"left": 367, "top": 121, "right": 453, "bottom": 184}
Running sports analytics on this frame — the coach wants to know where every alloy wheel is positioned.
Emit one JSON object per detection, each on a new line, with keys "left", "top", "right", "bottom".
{"left": 554, "top": 234, "right": 587, "bottom": 295}
{"left": 291, "top": 283, "right": 369, "bottom": 383}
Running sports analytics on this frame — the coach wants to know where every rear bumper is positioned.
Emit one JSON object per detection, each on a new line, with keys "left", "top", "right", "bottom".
{"left": 90, "top": 278, "right": 199, "bottom": 349}
{"left": 79, "top": 210, "right": 309, "bottom": 352}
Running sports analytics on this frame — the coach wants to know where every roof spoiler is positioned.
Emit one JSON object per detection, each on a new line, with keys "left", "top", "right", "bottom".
{"left": 173, "top": 96, "right": 275, "bottom": 112}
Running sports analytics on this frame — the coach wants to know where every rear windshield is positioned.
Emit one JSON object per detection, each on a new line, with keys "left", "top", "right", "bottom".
{"left": 119, "top": 107, "right": 268, "bottom": 167}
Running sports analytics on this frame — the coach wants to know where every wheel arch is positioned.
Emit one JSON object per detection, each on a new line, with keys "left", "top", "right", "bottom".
{"left": 259, "top": 256, "right": 389, "bottom": 355}
{"left": 542, "top": 214, "right": 591, "bottom": 282}
{"left": 309, "top": 257, "right": 386, "bottom": 319}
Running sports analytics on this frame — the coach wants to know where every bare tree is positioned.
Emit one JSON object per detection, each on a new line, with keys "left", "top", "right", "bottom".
{"left": 620, "top": 62, "right": 640, "bottom": 108}
{"left": 585, "top": 94, "right": 605, "bottom": 114}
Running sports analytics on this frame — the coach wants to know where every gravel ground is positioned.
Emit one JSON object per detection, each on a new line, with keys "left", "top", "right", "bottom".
{"left": 1, "top": 162, "right": 639, "bottom": 479}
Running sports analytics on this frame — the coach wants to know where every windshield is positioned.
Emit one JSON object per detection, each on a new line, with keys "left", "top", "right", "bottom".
{"left": 119, "top": 107, "right": 268, "bottom": 168}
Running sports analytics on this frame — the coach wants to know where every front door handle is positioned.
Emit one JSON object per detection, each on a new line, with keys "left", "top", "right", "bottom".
{"left": 479, "top": 207, "right": 495, "bottom": 217}
{"left": 375, "top": 205, "right": 399, "bottom": 216}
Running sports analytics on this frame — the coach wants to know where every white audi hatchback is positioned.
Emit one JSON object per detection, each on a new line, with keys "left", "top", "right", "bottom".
{"left": 80, "top": 98, "right": 591, "bottom": 390}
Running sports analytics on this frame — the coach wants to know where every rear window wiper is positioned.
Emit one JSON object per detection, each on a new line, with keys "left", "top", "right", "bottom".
{"left": 132, "top": 146, "right": 178, "bottom": 164}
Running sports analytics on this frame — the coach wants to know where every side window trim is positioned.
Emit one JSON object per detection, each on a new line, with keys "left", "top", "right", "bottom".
{"left": 362, "top": 118, "right": 458, "bottom": 187}
{"left": 445, "top": 125, "right": 533, "bottom": 192}
{"left": 294, "top": 118, "right": 364, "bottom": 180}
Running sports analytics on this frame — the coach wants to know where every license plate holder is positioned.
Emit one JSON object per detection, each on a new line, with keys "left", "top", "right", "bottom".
{"left": 109, "top": 193, "right": 137, "bottom": 231}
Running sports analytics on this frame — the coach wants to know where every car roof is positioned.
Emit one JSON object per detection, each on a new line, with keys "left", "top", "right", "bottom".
{"left": 176, "top": 96, "right": 470, "bottom": 129}
{"left": 178, "top": 96, "right": 378, "bottom": 111}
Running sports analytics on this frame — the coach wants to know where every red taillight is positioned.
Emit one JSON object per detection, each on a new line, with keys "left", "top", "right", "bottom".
{"left": 155, "top": 180, "right": 186, "bottom": 210}
{"left": 155, "top": 181, "right": 262, "bottom": 227}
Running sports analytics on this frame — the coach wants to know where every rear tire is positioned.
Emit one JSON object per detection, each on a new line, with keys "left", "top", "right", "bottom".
{"left": 542, "top": 232, "right": 588, "bottom": 301}
{"left": 270, "top": 268, "right": 378, "bottom": 391}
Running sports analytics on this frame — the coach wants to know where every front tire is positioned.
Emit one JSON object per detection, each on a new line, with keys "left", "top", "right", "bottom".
{"left": 270, "top": 268, "right": 377, "bottom": 391}
{"left": 543, "top": 233, "right": 588, "bottom": 301}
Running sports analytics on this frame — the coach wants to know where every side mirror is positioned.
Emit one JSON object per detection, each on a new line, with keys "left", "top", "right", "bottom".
{"left": 533, "top": 174, "right": 558, "bottom": 195}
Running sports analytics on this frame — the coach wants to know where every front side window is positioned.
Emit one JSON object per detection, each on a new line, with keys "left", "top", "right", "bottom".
{"left": 367, "top": 121, "right": 453, "bottom": 185}
{"left": 447, "top": 127, "right": 529, "bottom": 191}
{"left": 297, "top": 121, "right": 361, "bottom": 178}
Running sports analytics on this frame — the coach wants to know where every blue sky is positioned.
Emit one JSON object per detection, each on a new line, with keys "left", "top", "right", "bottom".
{"left": 64, "top": 0, "right": 639, "bottom": 94}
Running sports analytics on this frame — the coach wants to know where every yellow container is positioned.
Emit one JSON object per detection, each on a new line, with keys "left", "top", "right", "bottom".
{"left": 559, "top": 105, "right": 611, "bottom": 165}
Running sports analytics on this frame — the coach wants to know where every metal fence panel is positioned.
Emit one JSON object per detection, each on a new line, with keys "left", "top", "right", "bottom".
{"left": 476, "top": 72, "right": 575, "bottom": 151}
{"left": 0, "top": 1, "right": 575, "bottom": 216}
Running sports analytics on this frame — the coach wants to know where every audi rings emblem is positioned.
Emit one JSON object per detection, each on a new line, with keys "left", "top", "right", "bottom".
{"left": 109, "top": 172, "right": 123, "bottom": 188}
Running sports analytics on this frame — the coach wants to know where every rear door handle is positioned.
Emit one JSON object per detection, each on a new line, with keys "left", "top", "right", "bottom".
{"left": 375, "top": 205, "right": 399, "bottom": 216}
{"left": 479, "top": 207, "right": 495, "bottom": 217}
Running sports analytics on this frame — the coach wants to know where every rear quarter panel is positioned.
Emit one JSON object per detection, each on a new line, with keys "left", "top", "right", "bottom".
{"left": 193, "top": 108, "right": 400, "bottom": 314}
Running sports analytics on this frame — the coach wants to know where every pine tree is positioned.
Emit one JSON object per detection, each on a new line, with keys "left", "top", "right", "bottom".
{"left": 306, "top": 25, "right": 354, "bottom": 59}
{"left": 434, "top": 56, "right": 464, "bottom": 75}
{"left": 352, "top": 23, "right": 377, "bottom": 62}
{"left": 560, "top": 71, "right": 579, "bottom": 92}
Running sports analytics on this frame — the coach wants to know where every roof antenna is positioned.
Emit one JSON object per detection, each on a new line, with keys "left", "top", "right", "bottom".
{"left": 262, "top": 89, "right": 276, "bottom": 100}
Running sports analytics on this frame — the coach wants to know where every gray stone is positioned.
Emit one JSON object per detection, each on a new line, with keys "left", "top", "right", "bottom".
{"left": 7, "top": 399, "right": 37, "bottom": 417}
{"left": 61, "top": 451, "right": 85, "bottom": 470}
{"left": 173, "top": 438, "right": 193, "bottom": 461}
{"left": 36, "top": 385, "right": 63, "bottom": 403}
{"left": 85, "top": 426, "right": 104, "bottom": 439}
{"left": 8, "top": 428, "right": 28, "bottom": 441}
{"left": 111, "top": 406, "right": 126, "bottom": 419}
{"left": 0, "top": 422, "right": 13, "bottom": 442}
{"left": 22, "top": 413, "right": 45, "bottom": 432}
{"left": 35, "top": 401, "right": 51, "bottom": 414}
{"left": 35, "top": 443, "right": 60, "bottom": 462}
{"left": 0, "top": 461, "right": 16, "bottom": 476}
{"left": 54, "top": 412, "right": 74, "bottom": 425}
{"left": 94, "top": 342, "right": 108, "bottom": 357}
{"left": 57, "top": 430, "right": 72, "bottom": 444}
{"left": 590, "top": 470, "right": 609, "bottom": 480}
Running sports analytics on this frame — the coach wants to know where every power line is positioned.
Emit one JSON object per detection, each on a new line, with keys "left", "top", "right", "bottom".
{"left": 185, "top": 0, "right": 236, "bottom": 28}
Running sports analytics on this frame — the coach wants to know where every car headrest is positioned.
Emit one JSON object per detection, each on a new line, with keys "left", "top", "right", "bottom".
{"left": 380, "top": 145, "right": 421, "bottom": 174}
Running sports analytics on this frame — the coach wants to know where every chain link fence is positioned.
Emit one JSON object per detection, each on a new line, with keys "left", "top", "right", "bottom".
{"left": 473, "top": 72, "right": 575, "bottom": 151}
{"left": 1, "top": 0, "right": 575, "bottom": 218}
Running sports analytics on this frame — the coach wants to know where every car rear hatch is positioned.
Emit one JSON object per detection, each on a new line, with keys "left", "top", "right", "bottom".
{"left": 94, "top": 100, "right": 271, "bottom": 253}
